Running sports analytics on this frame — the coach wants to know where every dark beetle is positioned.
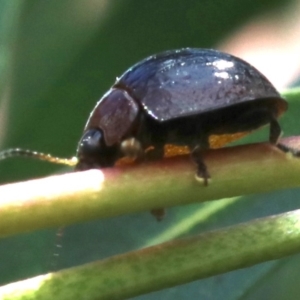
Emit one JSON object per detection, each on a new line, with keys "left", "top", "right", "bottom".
{"left": 76, "top": 48, "right": 287, "bottom": 183}
{"left": 0, "top": 48, "right": 288, "bottom": 184}
{"left": 0, "top": 48, "right": 289, "bottom": 220}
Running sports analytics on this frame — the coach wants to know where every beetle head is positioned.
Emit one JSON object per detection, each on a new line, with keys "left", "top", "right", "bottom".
{"left": 76, "top": 128, "right": 119, "bottom": 170}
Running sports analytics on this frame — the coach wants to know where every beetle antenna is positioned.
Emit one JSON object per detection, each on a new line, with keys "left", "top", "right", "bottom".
{"left": 0, "top": 148, "right": 78, "bottom": 166}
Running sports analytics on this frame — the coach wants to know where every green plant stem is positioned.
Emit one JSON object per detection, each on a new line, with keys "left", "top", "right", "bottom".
{"left": 1, "top": 208, "right": 300, "bottom": 300}
{"left": 1, "top": 137, "right": 300, "bottom": 238}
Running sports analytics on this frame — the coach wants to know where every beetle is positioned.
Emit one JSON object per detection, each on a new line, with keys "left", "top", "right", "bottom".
{"left": 76, "top": 48, "right": 287, "bottom": 184}
{"left": 0, "top": 48, "right": 288, "bottom": 189}
{"left": 0, "top": 48, "right": 289, "bottom": 219}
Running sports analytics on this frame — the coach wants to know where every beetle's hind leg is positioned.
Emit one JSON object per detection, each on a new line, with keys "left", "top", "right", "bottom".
{"left": 269, "top": 116, "right": 287, "bottom": 153}
{"left": 269, "top": 116, "right": 297, "bottom": 155}
{"left": 269, "top": 116, "right": 300, "bottom": 157}
{"left": 277, "top": 142, "right": 300, "bottom": 158}
{"left": 269, "top": 117, "right": 282, "bottom": 145}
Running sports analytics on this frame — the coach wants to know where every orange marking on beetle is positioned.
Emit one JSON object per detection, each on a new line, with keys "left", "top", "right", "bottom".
{"left": 209, "top": 132, "right": 250, "bottom": 149}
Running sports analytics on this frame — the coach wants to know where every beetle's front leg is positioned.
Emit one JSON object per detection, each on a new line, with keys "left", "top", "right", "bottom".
{"left": 145, "top": 144, "right": 166, "bottom": 221}
{"left": 120, "top": 137, "right": 144, "bottom": 160}
{"left": 268, "top": 116, "right": 298, "bottom": 156}
{"left": 121, "top": 138, "right": 166, "bottom": 220}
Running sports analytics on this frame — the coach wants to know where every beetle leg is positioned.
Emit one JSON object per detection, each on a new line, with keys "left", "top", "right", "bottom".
{"left": 151, "top": 208, "right": 166, "bottom": 221}
{"left": 269, "top": 117, "right": 300, "bottom": 158}
{"left": 191, "top": 137, "right": 211, "bottom": 186}
{"left": 145, "top": 145, "right": 164, "bottom": 161}
{"left": 277, "top": 142, "right": 300, "bottom": 157}
{"left": 144, "top": 144, "right": 166, "bottom": 221}
{"left": 120, "top": 137, "right": 144, "bottom": 160}
{"left": 121, "top": 138, "right": 166, "bottom": 220}
{"left": 269, "top": 117, "right": 282, "bottom": 145}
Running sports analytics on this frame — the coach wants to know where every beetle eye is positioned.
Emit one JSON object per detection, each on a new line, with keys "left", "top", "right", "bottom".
{"left": 77, "top": 129, "right": 102, "bottom": 156}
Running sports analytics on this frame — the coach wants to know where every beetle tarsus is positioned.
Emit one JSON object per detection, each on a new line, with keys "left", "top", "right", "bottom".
{"left": 195, "top": 162, "right": 211, "bottom": 186}
{"left": 277, "top": 143, "right": 300, "bottom": 157}
{"left": 191, "top": 146, "right": 210, "bottom": 186}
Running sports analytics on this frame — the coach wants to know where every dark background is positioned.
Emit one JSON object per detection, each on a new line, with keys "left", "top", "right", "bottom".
{"left": 0, "top": 1, "right": 300, "bottom": 299}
